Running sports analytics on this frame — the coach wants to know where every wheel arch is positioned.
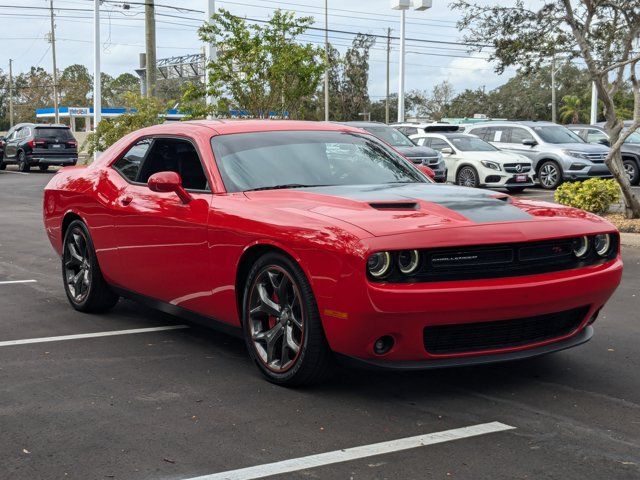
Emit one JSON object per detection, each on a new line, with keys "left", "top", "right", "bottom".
{"left": 61, "top": 211, "right": 85, "bottom": 242}
{"left": 234, "top": 242, "right": 309, "bottom": 323}
{"left": 536, "top": 157, "right": 562, "bottom": 174}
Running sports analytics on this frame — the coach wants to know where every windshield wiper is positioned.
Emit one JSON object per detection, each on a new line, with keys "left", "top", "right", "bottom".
{"left": 245, "top": 184, "right": 331, "bottom": 192}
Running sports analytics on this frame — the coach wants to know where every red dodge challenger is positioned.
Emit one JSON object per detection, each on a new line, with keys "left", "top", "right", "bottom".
{"left": 43, "top": 120, "right": 623, "bottom": 385}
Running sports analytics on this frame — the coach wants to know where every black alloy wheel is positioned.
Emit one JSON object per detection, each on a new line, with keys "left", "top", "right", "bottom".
{"left": 62, "top": 220, "right": 119, "bottom": 312}
{"left": 243, "top": 252, "right": 332, "bottom": 386}
{"left": 18, "top": 151, "right": 29, "bottom": 172}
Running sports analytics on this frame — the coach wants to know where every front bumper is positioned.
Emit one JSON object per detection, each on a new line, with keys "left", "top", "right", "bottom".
{"left": 337, "top": 325, "right": 593, "bottom": 370}
{"left": 562, "top": 163, "right": 612, "bottom": 180}
{"left": 320, "top": 257, "right": 622, "bottom": 365}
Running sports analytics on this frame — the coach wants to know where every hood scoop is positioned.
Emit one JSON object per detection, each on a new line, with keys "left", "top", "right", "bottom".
{"left": 369, "top": 201, "right": 419, "bottom": 211}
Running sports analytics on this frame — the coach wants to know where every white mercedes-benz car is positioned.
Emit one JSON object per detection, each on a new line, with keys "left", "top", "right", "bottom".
{"left": 411, "top": 131, "right": 535, "bottom": 193}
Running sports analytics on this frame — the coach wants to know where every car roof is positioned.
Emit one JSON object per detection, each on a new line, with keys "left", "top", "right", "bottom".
{"left": 568, "top": 124, "right": 603, "bottom": 130}
{"left": 339, "top": 121, "right": 389, "bottom": 128}
{"left": 468, "top": 121, "right": 558, "bottom": 128}
{"left": 137, "top": 119, "right": 367, "bottom": 136}
{"left": 419, "top": 132, "right": 475, "bottom": 139}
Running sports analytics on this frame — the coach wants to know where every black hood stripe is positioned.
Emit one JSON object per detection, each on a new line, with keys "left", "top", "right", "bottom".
{"left": 303, "top": 184, "right": 532, "bottom": 223}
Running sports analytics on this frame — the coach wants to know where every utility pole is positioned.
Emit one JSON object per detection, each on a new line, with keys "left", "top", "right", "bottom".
{"left": 551, "top": 54, "right": 557, "bottom": 123}
{"left": 397, "top": 7, "right": 406, "bottom": 123}
{"left": 385, "top": 28, "right": 391, "bottom": 124}
{"left": 323, "top": 0, "right": 329, "bottom": 121}
{"left": 49, "top": 0, "right": 60, "bottom": 124}
{"left": 93, "top": 0, "right": 101, "bottom": 132}
{"left": 145, "top": 0, "right": 157, "bottom": 97}
{"left": 8, "top": 59, "right": 14, "bottom": 128}
{"left": 204, "top": 0, "right": 217, "bottom": 117}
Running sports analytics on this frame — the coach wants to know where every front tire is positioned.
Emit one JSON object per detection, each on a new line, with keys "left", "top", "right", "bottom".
{"left": 18, "top": 151, "right": 30, "bottom": 172}
{"left": 538, "top": 160, "right": 562, "bottom": 189}
{"left": 456, "top": 166, "right": 480, "bottom": 188}
{"left": 62, "top": 220, "right": 119, "bottom": 312}
{"left": 242, "top": 252, "right": 332, "bottom": 386}
{"left": 623, "top": 159, "right": 640, "bottom": 185}
{"left": 0, "top": 161, "right": 6, "bottom": 171}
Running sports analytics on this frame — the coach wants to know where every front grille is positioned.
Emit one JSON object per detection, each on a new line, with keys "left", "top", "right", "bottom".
{"left": 423, "top": 306, "right": 589, "bottom": 354}
{"left": 409, "top": 156, "right": 440, "bottom": 166}
{"left": 584, "top": 153, "right": 607, "bottom": 163}
{"left": 370, "top": 235, "right": 618, "bottom": 283}
{"left": 504, "top": 163, "right": 531, "bottom": 173}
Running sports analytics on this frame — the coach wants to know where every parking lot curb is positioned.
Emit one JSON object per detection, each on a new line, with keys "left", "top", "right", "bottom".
{"left": 620, "top": 232, "right": 640, "bottom": 248}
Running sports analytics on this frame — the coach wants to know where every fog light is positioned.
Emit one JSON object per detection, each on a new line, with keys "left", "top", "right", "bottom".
{"left": 373, "top": 335, "right": 394, "bottom": 355}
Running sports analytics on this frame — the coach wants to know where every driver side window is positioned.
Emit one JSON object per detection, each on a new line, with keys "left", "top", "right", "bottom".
{"left": 138, "top": 138, "right": 209, "bottom": 191}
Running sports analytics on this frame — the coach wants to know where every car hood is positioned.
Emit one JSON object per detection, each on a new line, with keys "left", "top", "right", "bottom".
{"left": 244, "top": 183, "right": 604, "bottom": 238}
{"left": 394, "top": 145, "right": 439, "bottom": 157}
{"left": 552, "top": 143, "right": 610, "bottom": 153}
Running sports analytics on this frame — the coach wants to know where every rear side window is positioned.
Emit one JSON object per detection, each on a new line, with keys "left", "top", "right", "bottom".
{"left": 429, "top": 138, "right": 451, "bottom": 152}
{"left": 35, "top": 127, "right": 72, "bottom": 140}
{"left": 468, "top": 127, "right": 486, "bottom": 139}
{"left": 485, "top": 126, "right": 510, "bottom": 143}
{"left": 113, "top": 139, "right": 151, "bottom": 182}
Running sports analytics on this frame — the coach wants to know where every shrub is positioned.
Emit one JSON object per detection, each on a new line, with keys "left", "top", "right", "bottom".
{"left": 554, "top": 178, "right": 620, "bottom": 214}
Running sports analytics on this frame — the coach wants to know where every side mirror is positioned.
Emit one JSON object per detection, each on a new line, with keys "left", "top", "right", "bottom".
{"left": 522, "top": 139, "right": 537, "bottom": 146}
{"left": 417, "top": 165, "right": 436, "bottom": 180}
{"left": 440, "top": 147, "right": 454, "bottom": 155}
{"left": 148, "top": 171, "right": 192, "bottom": 203}
{"left": 597, "top": 138, "right": 610, "bottom": 146}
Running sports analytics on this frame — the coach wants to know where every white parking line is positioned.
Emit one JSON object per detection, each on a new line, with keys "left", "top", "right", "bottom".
{"left": 0, "top": 170, "right": 29, "bottom": 175}
{"left": 185, "top": 422, "right": 515, "bottom": 480}
{"left": 0, "top": 279, "right": 37, "bottom": 285}
{"left": 0, "top": 325, "right": 189, "bottom": 347}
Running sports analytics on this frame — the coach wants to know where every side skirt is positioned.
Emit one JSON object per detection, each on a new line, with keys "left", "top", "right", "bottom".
{"left": 111, "top": 286, "right": 243, "bottom": 339}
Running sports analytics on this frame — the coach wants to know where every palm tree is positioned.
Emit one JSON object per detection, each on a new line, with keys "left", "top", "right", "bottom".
{"left": 559, "top": 95, "right": 586, "bottom": 124}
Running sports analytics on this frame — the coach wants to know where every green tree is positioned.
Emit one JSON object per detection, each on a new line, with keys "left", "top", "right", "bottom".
{"left": 14, "top": 67, "right": 53, "bottom": 124}
{"left": 185, "top": 8, "right": 325, "bottom": 119}
{"left": 559, "top": 95, "right": 587, "bottom": 124}
{"left": 104, "top": 73, "right": 141, "bottom": 106}
{"left": 59, "top": 64, "right": 92, "bottom": 106}
{"left": 452, "top": 0, "right": 640, "bottom": 218}
{"left": 87, "top": 93, "right": 166, "bottom": 156}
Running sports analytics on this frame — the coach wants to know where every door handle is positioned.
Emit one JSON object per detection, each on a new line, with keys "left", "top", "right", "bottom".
{"left": 120, "top": 195, "right": 133, "bottom": 206}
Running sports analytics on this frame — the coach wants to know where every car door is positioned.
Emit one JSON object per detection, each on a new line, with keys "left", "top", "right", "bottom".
{"left": 429, "top": 137, "right": 458, "bottom": 182}
{"left": 109, "top": 136, "right": 214, "bottom": 313}
{"left": 503, "top": 127, "right": 538, "bottom": 160}
{"left": 4, "top": 128, "right": 20, "bottom": 159}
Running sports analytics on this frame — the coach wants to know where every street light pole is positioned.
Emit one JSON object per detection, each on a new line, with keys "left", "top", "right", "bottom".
{"left": 392, "top": 1, "right": 431, "bottom": 123}
{"left": 324, "top": 0, "right": 330, "bottom": 121}
{"left": 204, "top": 0, "right": 216, "bottom": 117}
{"left": 590, "top": 82, "right": 598, "bottom": 124}
{"left": 93, "top": 0, "right": 101, "bottom": 132}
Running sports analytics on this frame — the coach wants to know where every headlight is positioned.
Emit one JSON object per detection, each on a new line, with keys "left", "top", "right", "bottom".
{"left": 367, "top": 252, "right": 392, "bottom": 278}
{"left": 572, "top": 236, "right": 589, "bottom": 258}
{"left": 436, "top": 152, "right": 443, "bottom": 162}
{"left": 480, "top": 160, "right": 501, "bottom": 171}
{"left": 398, "top": 250, "right": 420, "bottom": 274}
{"left": 561, "top": 149, "right": 590, "bottom": 160}
{"left": 594, "top": 234, "right": 612, "bottom": 257}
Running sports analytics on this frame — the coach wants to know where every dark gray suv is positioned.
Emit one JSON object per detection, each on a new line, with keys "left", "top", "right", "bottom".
{"left": 466, "top": 121, "right": 611, "bottom": 189}
{"left": 340, "top": 122, "right": 447, "bottom": 182}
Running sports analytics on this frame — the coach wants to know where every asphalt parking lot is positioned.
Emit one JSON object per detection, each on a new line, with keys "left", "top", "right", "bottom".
{"left": 1, "top": 167, "right": 639, "bottom": 480}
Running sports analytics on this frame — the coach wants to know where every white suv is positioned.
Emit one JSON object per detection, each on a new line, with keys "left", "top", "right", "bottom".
{"left": 411, "top": 131, "right": 534, "bottom": 192}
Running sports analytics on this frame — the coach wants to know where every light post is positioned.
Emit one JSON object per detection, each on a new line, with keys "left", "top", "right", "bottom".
{"left": 391, "top": 0, "right": 431, "bottom": 123}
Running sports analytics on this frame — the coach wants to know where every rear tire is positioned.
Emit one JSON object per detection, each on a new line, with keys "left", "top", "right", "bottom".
{"left": 0, "top": 161, "right": 6, "bottom": 170}
{"left": 242, "top": 252, "right": 333, "bottom": 386}
{"left": 62, "top": 220, "right": 119, "bottom": 313}
{"left": 18, "top": 151, "right": 29, "bottom": 172}
{"left": 623, "top": 159, "right": 640, "bottom": 185}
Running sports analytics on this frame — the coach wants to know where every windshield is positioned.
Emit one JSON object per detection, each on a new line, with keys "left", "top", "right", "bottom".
{"left": 532, "top": 126, "right": 585, "bottom": 144}
{"left": 211, "top": 131, "right": 426, "bottom": 193}
{"left": 624, "top": 131, "right": 640, "bottom": 144}
{"left": 362, "top": 126, "right": 415, "bottom": 147}
{"left": 449, "top": 136, "right": 498, "bottom": 152}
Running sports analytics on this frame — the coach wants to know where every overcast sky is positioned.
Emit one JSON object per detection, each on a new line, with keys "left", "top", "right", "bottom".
{"left": 1, "top": 0, "right": 516, "bottom": 102}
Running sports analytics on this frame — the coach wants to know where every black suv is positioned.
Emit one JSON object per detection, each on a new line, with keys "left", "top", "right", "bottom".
{"left": 567, "top": 124, "right": 640, "bottom": 185}
{"left": 339, "top": 122, "right": 447, "bottom": 182}
{"left": 0, "top": 123, "right": 78, "bottom": 172}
